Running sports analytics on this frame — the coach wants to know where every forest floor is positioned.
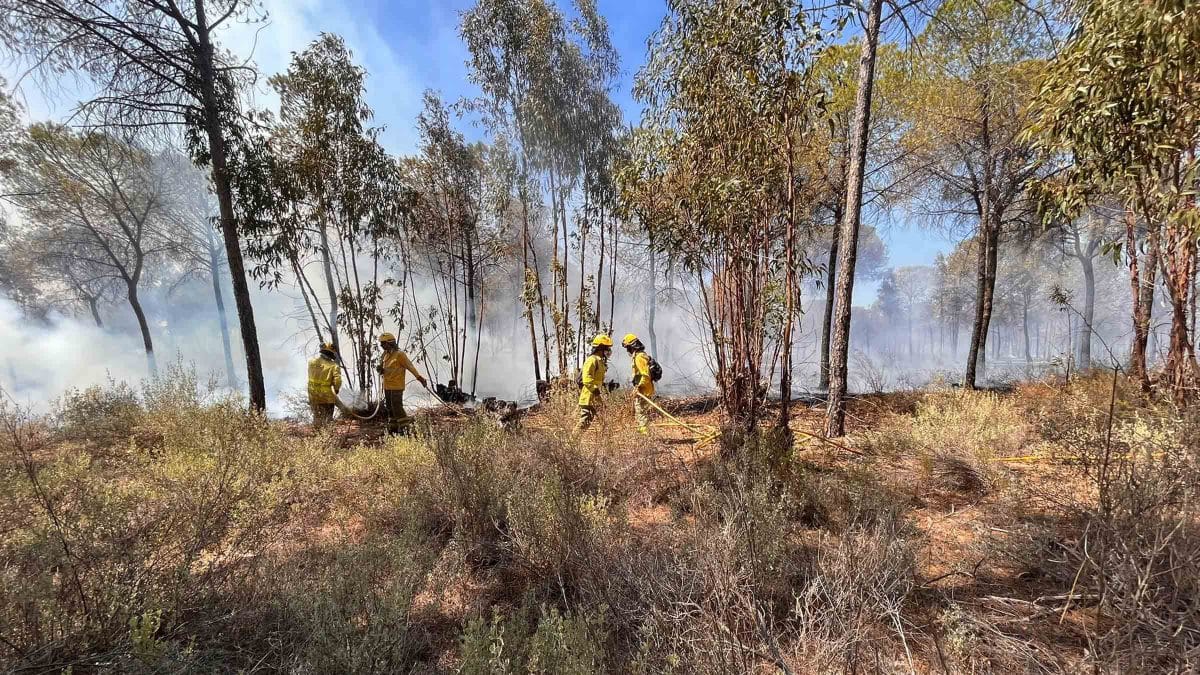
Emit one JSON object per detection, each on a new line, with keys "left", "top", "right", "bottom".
{"left": 2, "top": 372, "right": 1195, "bottom": 673}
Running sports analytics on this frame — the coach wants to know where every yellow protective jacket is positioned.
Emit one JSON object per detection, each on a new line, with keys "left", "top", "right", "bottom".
{"left": 381, "top": 349, "right": 423, "bottom": 391}
{"left": 578, "top": 353, "right": 608, "bottom": 407}
{"left": 632, "top": 351, "right": 655, "bottom": 397}
{"left": 307, "top": 356, "right": 342, "bottom": 405}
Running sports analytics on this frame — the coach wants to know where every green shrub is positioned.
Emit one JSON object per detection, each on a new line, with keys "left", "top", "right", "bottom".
{"left": 0, "top": 379, "right": 324, "bottom": 671}
{"left": 262, "top": 536, "right": 435, "bottom": 672}
{"left": 459, "top": 602, "right": 609, "bottom": 675}
{"left": 54, "top": 379, "right": 142, "bottom": 447}
{"left": 504, "top": 470, "right": 624, "bottom": 597}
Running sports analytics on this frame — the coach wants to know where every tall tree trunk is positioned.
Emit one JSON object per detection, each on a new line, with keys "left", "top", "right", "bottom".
{"left": 318, "top": 220, "right": 339, "bottom": 349}
{"left": 206, "top": 228, "right": 238, "bottom": 388}
{"left": 819, "top": 218, "right": 840, "bottom": 390}
{"left": 1077, "top": 253, "right": 1095, "bottom": 371}
{"left": 1022, "top": 296, "right": 1032, "bottom": 365}
{"left": 647, "top": 228, "right": 658, "bottom": 357}
{"left": 608, "top": 213, "right": 617, "bottom": 331}
{"left": 595, "top": 210, "right": 606, "bottom": 327}
{"left": 1164, "top": 220, "right": 1198, "bottom": 403}
{"left": 779, "top": 100, "right": 797, "bottom": 427}
{"left": 513, "top": 163, "right": 542, "bottom": 381}
{"left": 466, "top": 235, "right": 478, "bottom": 393}
{"left": 194, "top": 0, "right": 265, "bottom": 410}
{"left": 965, "top": 208, "right": 998, "bottom": 387}
{"left": 1129, "top": 208, "right": 1160, "bottom": 390}
{"left": 825, "top": 0, "right": 883, "bottom": 438}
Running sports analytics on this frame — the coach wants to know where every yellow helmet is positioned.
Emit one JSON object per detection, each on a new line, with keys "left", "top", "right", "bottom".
{"left": 319, "top": 341, "right": 337, "bottom": 354}
{"left": 622, "top": 333, "right": 639, "bottom": 347}
{"left": 591, "top": 334, "right": 613, "bottom": 347}
{"left": 379, "top": 332, "right": 396, "bottom": 343}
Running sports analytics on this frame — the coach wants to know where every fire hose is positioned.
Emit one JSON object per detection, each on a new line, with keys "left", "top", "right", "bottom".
{"left": 332, "top": 374, "right": 460, "bottom": 422}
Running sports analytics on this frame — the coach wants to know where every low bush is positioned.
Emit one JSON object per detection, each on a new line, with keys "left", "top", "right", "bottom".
{"left": 54, "top": 378, "right": 142, "bottom": 448}
{"left": 0, "top": 373, "right": 328, "bottom": 671}
{"left": 459, "top": 602, "right": 610, "bottom": 675}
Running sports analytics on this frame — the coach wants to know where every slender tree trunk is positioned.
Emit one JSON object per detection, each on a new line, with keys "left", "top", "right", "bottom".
{"left": 126, "top": 281, "right": 157, "bottom": 376}
{"left": 318, "top": 220, "right": 339, "bottom": 349}
{"left": 86, "top": 295, "right": 103, "bottom": 328}
{"left": 466, "top": 237, "right": 478, "bottom": 393}
{"left": 1129, "top": 208, "right": 1160, "bottom": 390}
{"left": 206, "top": 231, "right": 238, "bottom": 388}
{"left": 965, "top": 211, "right": 998, "bottom": 387}
{"left": 1022, "top": 297, "right": 1032, "bottom": 365}
{"left": 647, "top": 229, "right": 658, "bottom": 357}
{"left": 825, "top": 0, "right": 882, "bottom": 438}
{"left": 608, "top": 214, "right": 617, "bottom": 331}
{"left": 819, "top": 218, "right": 840, "bottom": 390}
{"left": 516, "top": 169, "right": 542, "bottom": 383}
{"left": 779, "top": 100, "right": 797, "bottom": 426}
{"left": 1164, "top": 219, "right": 1198, "bottom": 403}
{"left": 576, "top": 205, "right": 588, "bottom": 365}
{"left": 194, "top": 1, "right": 265, "bottom": 410}
{"left": 1077, "top": 254, "right": 1095, "bottom": 371}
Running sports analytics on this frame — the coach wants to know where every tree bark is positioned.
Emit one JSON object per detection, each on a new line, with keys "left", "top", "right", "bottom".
{"left": 1128, "top": 208, "right": 1160, "bottom": 390}
{"left": 647, "top": 228, "right": 658, "bottom": 358}
{"left": 964, "top": 171, "right": 997, "bottom": 387}
{"left": 819, "top": 220, "right": 840, "bottom": 390}
{"left": 126, "top": 282, "right": 157, "bottom": 376}
{"left": 825, "top": 0, "right": 883, "bottom": 438}
{"left": 518, "top": 178, "right": 542, "bottom": 383}
{"left": 318, "top": 219, "right": 339, "bottom": 349}
{"left": 1077, "top": 253, "right": 1095, "bottom": 371}
{"left": 194, "top": 0, "right": 265, "bottom": 410}
{"left": 1164, "top": 219, "right": 1198, "bottom": 404}
{"left": 779, "top": 99, "right": 797, "bottom": 426}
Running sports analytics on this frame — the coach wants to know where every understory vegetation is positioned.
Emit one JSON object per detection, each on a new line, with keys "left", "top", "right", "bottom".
{"left": 2, "top": 368, "right": 1196, "bottom": 673}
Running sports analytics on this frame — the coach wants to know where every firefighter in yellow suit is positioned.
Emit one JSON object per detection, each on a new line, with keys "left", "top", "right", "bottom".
{"left": 378, "top": 332, "right": 427, "bottom": 435}
{"left": 307, "top": 342, "right": 342, "bottom": 428}
{"left": 575, "top": 334, "right": 612, "bottom": 432}
{"left": 622, "top": 334, "right": 655, "bottom": 434}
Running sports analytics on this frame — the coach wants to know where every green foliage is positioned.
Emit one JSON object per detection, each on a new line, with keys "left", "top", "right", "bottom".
{"left": 459, "top": 603, "right": 609, "bottom": 675}
{"left": 54, "top": 379, "right": 142, "bottom": 447}
{"left": 1027, "top": 0, "right": 1200, "bottom": 223}
{"left": 0, "top": 373, "right": 328, "bottom": 670}
{"left": 242, "top": 33, "right": 411, "bottom": 391}
{"left": 264, "top": 537, "right": 434, "bottom": 672}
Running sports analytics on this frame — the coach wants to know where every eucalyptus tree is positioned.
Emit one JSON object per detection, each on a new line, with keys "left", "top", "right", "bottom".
{"left": 461, "top": 0, "right": 622, "bottom": 381}
{"left": 406, "top": 91, "right": 507, "bottom": 394}
{"left": 1028, "top": 0, "right": 1200, "bottom": 401}
{"left": 1049, "top": 208, "right": 1123, "bottom": 371}
{"left": 2, "top": 125, "right": 176, "bottom": 375}
{"left": 630, "top": 0, "right": 830, "bottom": 431}
{"left": 244, "top": 33, "right": 410, "bottom": 393}
{"left": 892, "top": 0, "right": 1051, "bottom": 391}
{"left": 0, "top": 0, "right": 270, "bottom": 409}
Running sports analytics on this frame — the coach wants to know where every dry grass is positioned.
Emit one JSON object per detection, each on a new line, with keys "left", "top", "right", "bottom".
{"left": 1, "top": 370, "right": 1195, "bottom": 672}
